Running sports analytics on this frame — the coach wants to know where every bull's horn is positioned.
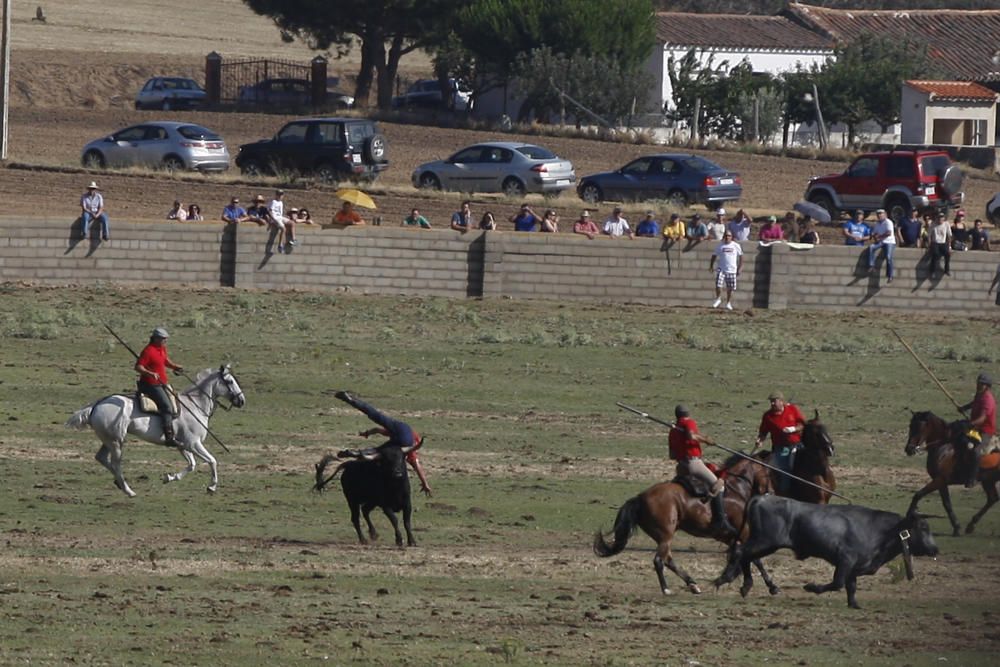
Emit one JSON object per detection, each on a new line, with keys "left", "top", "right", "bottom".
{"left": 813, "top": 409, "right": 820, "bottom": 421}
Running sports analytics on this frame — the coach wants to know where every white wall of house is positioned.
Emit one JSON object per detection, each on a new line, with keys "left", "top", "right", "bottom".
{"left": 900, "top": 86, "right": 996, "bottom": 146}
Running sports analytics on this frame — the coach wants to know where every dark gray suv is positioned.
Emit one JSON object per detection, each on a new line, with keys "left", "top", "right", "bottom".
{"left": 235, "top": 117, "right": 388, "bottom": 183}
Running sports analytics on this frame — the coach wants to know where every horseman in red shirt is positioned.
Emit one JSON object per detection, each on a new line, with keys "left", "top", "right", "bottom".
{"left": 754, "top": 391, "right": 806, "bottom": 494}
{"left": 669, "top": 405, "right": 737, "bottom": 536}
{"left": 134, "top": 327, "right": 184, "bottom": 447}
{"left": 961, "top": 372, "right": 997, "bottom": 488}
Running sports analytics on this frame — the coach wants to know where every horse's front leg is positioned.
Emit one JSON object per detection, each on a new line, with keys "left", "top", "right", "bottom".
{"left": 107, "top": 441, "right": 136, "bottom": 497}
{"left": 653, "top": 542, "right": 673, "bottom": 595}
{"left": 163, "top": 449, "right": 196, "bottom": 484}
{"left": 938, "top": 486, "right": 962, "bottom": 537}
{"left": 966, "top": 479, "right": 999, "bottom": 534}
{"left": 665, "top": 554, "right": 701, "bottom": 594}
{"left": 189, "top": 441, "right": 219, "bottom": 494}
{"left": 908, "top": 479, "right": 941, "bottom": 516}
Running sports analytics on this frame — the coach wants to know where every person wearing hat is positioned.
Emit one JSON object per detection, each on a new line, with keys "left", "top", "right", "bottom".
{"left": 843, "top": 209, "right": 871, "bottom": 246}
{"left": 867, "top": 208, "right": 897, "bottom": 282}
{"left": 134, "top": 327, "right": 184, "bottom": 448}
{"left": 80, "top": 181, "right": 110, "bottom": 240}
{"left": 603, "top": 206, "right": 634, "bottom": 239}
{"left": 661, "top": 212, "right": 685, "bottom": 241}
{"left": 754, "top": 391, "right": 806, "bottom": 495}
{"left": 668, "top": 404, "right": 737, "bottom": 537}
{"left": 246, "top": 195, "right": 271, "bottom": 227}
{"left": 686, "top": 213, "right": 708, "bottom": 241}
{"left": 572, "top": 210, "right": 599, "bottom": 239}
{"left": 706, "top": 209, "right": 727, "bottom": 240}
{"left": 635, "top": 211, "right": 660, "bottom": 238}
{"left": 960, "top": 372, "right": 996, "bottom": 488}
{"left": 758, "top": 215, "right": 784, "bottom": 242}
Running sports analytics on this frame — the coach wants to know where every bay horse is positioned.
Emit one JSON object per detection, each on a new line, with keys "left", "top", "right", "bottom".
{"left": 594, "top": 453, "right": 777, "bottom": 597}
{"left": 65, "top": 366, "right": 245, "bottom": 496}
{"left": 905, "top": 410, "right": 1000, "bottom": 536}
{"left": 763, "top": 411, "right": 836, "bottom": 504}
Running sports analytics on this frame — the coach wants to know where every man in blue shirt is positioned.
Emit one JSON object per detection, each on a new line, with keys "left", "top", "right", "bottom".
{"left": 221, "top": 196, "right": 248, "bottom": 224}
{"left": 843, "top": 209, "right": 871, "bottom": 246}
{"left": 897, "top": 209, "right": 922, "bottom": 248}
{"left": 511, "top": 204, "right": 540, "bottom": 232}
{"left": 635, "top": 211, "right": 660, "bottom": 237}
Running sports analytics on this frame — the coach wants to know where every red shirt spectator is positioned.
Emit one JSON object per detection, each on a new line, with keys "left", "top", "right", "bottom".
{"left": 757, "top": 400, "right": 805, "bottom": 448}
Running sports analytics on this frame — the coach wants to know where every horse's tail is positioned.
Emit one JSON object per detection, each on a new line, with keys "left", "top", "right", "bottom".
{"left": 593, "top": 496, "right": 642, "bottom": 558}
{"left": 65, "top": 405, "right": 94, "bottom": 430}
{"left": 313, "top": 453, "right": 348, "bottom": 492}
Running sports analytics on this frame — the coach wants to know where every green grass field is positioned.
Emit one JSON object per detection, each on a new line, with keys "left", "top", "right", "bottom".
{"left": 1, "top": 286, "right": 999, "bottom": 666}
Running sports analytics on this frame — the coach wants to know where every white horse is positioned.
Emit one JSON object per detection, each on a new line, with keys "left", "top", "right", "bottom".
{"left": 66, "top": 365, "right": 245, "bottom": 496}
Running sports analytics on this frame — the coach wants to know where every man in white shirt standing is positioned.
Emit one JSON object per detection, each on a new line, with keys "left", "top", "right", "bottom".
{"left": 867, "top": 208, "right": 897, "bottom": 283}
{"left": 267, "top": 188, "right": 288, "bottom": 252}
{"left": 709, "top": 229, "right": 743, "bottom": 310}
{"left": 928, "top": 212, "right": 952, "bottom": 278}
{"left": 602, "top": 206, "right": 634, "bottom": 239}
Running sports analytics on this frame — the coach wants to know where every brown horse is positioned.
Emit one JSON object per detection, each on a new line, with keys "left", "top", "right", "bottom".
{"left": 594, "top": 453, "right": 776, "bottom": 597}
{"left": 763, "top": 412, "right": 836, "bottom": 504}
{"left": 905, "top": 410, "right": 1000, "bottom": 537}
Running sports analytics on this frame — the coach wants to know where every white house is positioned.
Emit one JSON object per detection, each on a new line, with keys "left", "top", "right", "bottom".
{"left": 901, "top": 81, "right": 999, "bottom": 147}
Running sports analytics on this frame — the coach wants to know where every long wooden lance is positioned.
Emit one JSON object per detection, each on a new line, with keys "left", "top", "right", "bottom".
{"left": 890, "top": 328, "right": 967, "bottom": 418}
{"left": 104, "top": 324, "right": 232, "bottom": 453}
{"left": 616, "top": 401, "right": 852, "bottom": 503}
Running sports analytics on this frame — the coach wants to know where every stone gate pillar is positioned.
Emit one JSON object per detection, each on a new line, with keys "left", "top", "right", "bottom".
{"left": 205, "top": 52, "right": 222, "bottom": 105}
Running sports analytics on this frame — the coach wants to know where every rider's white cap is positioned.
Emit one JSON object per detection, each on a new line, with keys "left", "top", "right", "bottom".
{"left": 151, "top": 327, "right": 169, "bottom": 339}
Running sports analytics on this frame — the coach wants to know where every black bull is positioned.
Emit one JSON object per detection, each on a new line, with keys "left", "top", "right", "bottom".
{"left": 714, "top": 496, "right": 939, "bottom": 608}
{"left": 314, "top": 446, "right": 416, "bottom": 547}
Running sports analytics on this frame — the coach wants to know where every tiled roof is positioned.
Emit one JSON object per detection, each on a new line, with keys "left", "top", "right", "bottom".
{"left": 654, "top": 12, "right": 833, "bottom": 51}
{"left": 785, "top": 2, "right": 1000, "bottom": 82}
{"left": 905, "top": 80, "right": 999, "bottom": 102}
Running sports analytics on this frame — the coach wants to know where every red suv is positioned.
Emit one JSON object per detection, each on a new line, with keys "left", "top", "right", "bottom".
{"left": 804, "top": 149, "right": 964, "bottom": 223}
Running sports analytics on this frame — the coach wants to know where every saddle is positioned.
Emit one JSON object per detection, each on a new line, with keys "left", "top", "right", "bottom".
{"left": 672, "top": 462, "right": 724, "bottom": 499}
{"left": 135, "top": 388, "right": 178, "bottom": 415}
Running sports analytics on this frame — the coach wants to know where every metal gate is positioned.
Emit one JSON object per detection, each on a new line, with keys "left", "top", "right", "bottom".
{"left": 218, "top": 57, "right": 312, "bottom": 104}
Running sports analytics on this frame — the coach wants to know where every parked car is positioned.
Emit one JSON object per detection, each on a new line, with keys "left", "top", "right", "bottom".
{"left": 577, "top": 154, "right": 742, "bottom": 207}
{"left": 238, "top": 78, "right": 354, "bottom": 109}
{"left": 392, "top": 78, "right": 472, "bottom": 112}
{"left": 134, "top": 77, "right": 206, "bottom": 111}
{"left": 804, "top": 149, "right": 964, "bottom": 223}
{"left": 235, "top": 117, "right": 387, "bottom": 183}
{"left": 412, "top": 142, "right": 575, "bottom": 197}
{"left": 80, "top": 121, "right": 230, "bottom": 172}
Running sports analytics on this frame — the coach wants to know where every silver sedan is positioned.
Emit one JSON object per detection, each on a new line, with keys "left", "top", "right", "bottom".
{"left": 80, "top": 121, "right": 230, "bottom": 172}
{"left": 412, "top": 142, "right": 575, "bottom": 197}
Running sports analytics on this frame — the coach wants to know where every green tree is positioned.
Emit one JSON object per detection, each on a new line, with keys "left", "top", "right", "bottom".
{"left": 243, "top": 0, "right": 461, "bottom": 109}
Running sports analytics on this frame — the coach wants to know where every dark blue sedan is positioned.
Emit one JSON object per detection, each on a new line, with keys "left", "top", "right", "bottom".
{"left": 577, "top": 153, "right": 742, "bottom": 209}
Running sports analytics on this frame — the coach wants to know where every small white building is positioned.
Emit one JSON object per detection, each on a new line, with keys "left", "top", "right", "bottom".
{"left": 901, "top": 80, "right": 999, "bottom": 147}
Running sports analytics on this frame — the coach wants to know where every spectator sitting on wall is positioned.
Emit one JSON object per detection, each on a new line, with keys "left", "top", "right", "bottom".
{"left": 221, "top": 196, "right": 249, "bottom": 225}
{"left": 246, "top": 195, "right": 270, "bottom": 226}
{"left": 971, "top": 218, "right": 991, "bottom": 251}
{"left": 897, "top": 208, "right": 922, "bottom": 248}
{"left": 294, "top": 208, "right": 316, "bottom": 226}
{"left": 479, "top": 211, "right": 497, "bottom": 231}
{"left": 333, "top": 200, "right": 366, "bottom": 227}
{"left": 782, "top": 212, "right": 799, "bottom": 242}
{"left": 635, "top": 211, "right": 660, "bottom": 238}
{"left": 268, "top": 189, "right": 289, "bottom": 252}
{"left": 727, "top": 208, "right": 751, "bottom": 242}
{"left": 929, "top": 212, "right": 952, "bottom": 278}
{"left": 511, "top": 204, "right": 540, "bottom": 232}
{"left": 798, "top": 219, "right": 820, "bottom": 245}
{"left": 80, "top": 180, "right": 110, "bottom": 240}
{"left": 759, "top": 215, "right": 784, "bottom": 242}
{"left": 707, "top": 209, "right": 727, "bottom": 240}
{"left": 402, "top": 207, "right": 431, "bottom": 229}
{"left": 686, "top": 213, "right": 708, "bottom": 241}
{"left": 540, "top": 209, "right": 559, "bottom": 233}
{"left": 843, "top": 209, "right": 871, "bottom": 246}
{"left": 573, "top": 210, "right": 600, "bottom": 239}
{"left": 952, "top": 210, "right": 970, "bottom": 251}
{"left": 187, "top": 204, "right": 204, "bottom": 221}
{"left": 450, "top": 201, "right": 472, "bottom": 233}
{"left": 662, "top": 213, "right": 686, "bottom": 241}
{"left": 603, "top": 206, "right": 634, "bottom": 239}
{"left": 167, "top": 200, "right": 188, "bottom": 221}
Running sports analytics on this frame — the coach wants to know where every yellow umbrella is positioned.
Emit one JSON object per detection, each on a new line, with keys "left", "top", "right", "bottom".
{"left": 335, "top": 188, "right": 377, "bottom": 210}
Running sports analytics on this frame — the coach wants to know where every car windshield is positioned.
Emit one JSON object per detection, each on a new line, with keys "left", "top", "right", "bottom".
{"left": 177, "top": 125, "right": 221, "bottom": 141}
{"left": 680, "top": 156, "right": 721, "bottom": 172}
{"left": 516, "top": 145, "right": 556, "bottom": 160}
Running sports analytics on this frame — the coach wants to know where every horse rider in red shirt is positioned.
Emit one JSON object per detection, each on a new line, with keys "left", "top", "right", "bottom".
{"left": 754, "top": 391, "right": 806, "bottom": 494}
{"left": 669, "top": 404, "right": 737, "bottom": 536}
{"left": 961, "top": 372, "right": 997, "bottom": 488}
{"left": 134, "top": 327, "right": 184, "bottom": 447}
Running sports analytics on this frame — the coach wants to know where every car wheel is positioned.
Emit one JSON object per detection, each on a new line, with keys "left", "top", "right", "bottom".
{"left": 162, "top": 155, "right": 185, "bottom": 172}
{"left": 418, "top": 172, "right": 441, "bottom": 190}
{"left": 579, "top": 182, "right": 603, "bottom": 204}
{"left": 315, "top": 162, "right": 339, "bottom": 185}
{"left": 885, "top": 196, "right": 910, "bottom": 225}
{"left": 82, "top": 150, "right": 106, "bottom": 169}
{"left": 667, "top": 189, "right": 688, "bottom": 208}
{"left": 365, "top": 134, "right": 388, "bottom": 163}
{"left": 240, "top": 160, "right": 263, "bottom": 178}
{"left": 808, "top": 192, "right": 836, "bottom": 221}
{"left": 502, "top": 177, "right": 526, "bottom": 198}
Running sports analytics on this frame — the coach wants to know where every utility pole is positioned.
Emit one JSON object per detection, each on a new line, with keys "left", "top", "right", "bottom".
{"left": 811, "top": 83, "right": 828, "bottom": 150}
{"left": 0, "top": 0, "right": 11, "bottom": 159}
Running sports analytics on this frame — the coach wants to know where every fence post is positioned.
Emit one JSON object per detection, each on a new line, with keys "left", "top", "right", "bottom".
{"left": 205, "top": 52, "right": 222, "bottom": 106}
{"left": 311, "top": 55, "right": 327, "bottom": 108}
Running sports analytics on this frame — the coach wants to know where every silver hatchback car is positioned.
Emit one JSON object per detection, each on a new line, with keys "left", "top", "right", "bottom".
{"left": 412, "top": 142, "right": 575, "bottom": 197}
{"left": 80, "top": 121, "right": 230, "bottom": 172}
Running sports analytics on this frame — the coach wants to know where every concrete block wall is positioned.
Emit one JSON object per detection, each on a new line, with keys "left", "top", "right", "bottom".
{"left": 0, "top": 218, "right": 233, "bottom": 287}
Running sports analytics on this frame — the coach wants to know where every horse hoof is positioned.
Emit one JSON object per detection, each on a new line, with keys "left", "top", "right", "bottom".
{"left": 162, "top": 474, "right": 172, "bottom": 484}
{"left": 768, "top": 585, "right": 781, "bottom": 596}
{"left": 803, "top": 583, "right": 821, "bottom": 594}
{"left": 206, "top": 485, "right": 217, "bottom": 494}
{"left": 661, "top": 587, "right": 673, "bottom": 596}
{"left": 688, "top": 583, "right": 702, "bottom": 595}
{"left": 965, "top": 524, "right": 976, "bottom": 535}
{"left": 739, "top": 586, "right": 751, "bottom": 598}
{"left": 952, "top": 529, "right": 962, "bottom": 538}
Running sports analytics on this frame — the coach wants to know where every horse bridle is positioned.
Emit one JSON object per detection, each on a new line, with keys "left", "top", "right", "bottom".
{"left": 183, "top": 370, "right": 243, "bottom": 415}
